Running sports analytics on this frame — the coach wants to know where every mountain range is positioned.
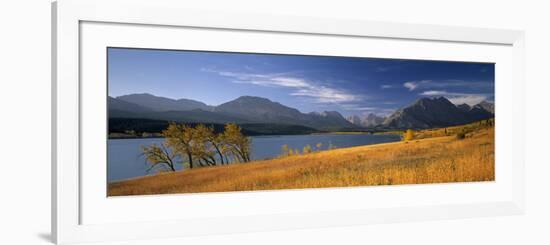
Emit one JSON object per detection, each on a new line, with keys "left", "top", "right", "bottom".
{"left": 115, "top": 93, "right": 214, "bottom": 112}
{"left": 381, "top": 97, "right": 493, "bottom": 129}
{"left": 109, "top": 93, "right": 494, "bottom": 132}
{"left": 109, "top": 93, "right": 357, "bottom": 131}
{"left": 346, "top": 113, "right": 386, "bottom": 127}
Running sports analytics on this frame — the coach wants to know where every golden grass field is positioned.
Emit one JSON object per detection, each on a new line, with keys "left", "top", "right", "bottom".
{"left": 108, "top": 122, "right": 494, "bottom": 196}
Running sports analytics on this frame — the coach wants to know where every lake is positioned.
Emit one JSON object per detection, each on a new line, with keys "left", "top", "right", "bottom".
{"left": 107, "top": 134, "right": 401, "bottom": 182}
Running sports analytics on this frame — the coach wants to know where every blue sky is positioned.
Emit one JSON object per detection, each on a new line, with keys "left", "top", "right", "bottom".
{"left": 108, "top": 48, "right": 494, "bottom": 117}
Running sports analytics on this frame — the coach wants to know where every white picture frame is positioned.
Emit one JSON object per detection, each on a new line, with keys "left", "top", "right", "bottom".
{"left": 52, "top": 0, "right": 525, "bottom": 244}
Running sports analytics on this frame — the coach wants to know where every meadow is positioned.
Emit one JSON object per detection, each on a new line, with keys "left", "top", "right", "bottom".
{"left": 108, "top": 121, "right": 494, "bottom": 196}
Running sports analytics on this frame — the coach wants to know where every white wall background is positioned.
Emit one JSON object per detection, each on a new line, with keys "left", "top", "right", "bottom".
{"left": 0, "top": 0, "right": 547, "bottom": 244}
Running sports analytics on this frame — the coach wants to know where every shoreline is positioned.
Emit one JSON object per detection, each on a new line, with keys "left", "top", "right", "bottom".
{"left": 108, "top": 122, "right": 494, "bottom": 196}
{"left": 108, "top": 123, "right": 495, "bottom": 197}
{"left": 108, "top": 130, "right": 399, "bottom": 140}
{"left": 108, "top": 136, "right": 409, "bottom": 184}
{"left": 108, "top": 133, "right": 403, "bottom": 183}
{"left": 108, "top": 119, "right": 494, "bottom": 192}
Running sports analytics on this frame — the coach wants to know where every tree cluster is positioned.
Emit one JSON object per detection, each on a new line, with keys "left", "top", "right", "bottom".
{"left": 141, "top": 123, "right": 251, "bottom": 172}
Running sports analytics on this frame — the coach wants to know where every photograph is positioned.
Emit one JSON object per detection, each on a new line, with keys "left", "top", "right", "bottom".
{"left": 106, "top": 47, "right": 495, "bottom": 196}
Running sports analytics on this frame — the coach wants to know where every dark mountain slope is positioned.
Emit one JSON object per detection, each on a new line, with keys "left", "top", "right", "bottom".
{"left": 116, "top": 93, "right": 213, "bottom": 111}
{"left": 215, "top": 96, "right": 356, "bottom": 130}
{"left": 108, "top": 96, "right": 152, "bottom": 113}
{"left": 383, "top": 97, "right": 493, "bottom": 129}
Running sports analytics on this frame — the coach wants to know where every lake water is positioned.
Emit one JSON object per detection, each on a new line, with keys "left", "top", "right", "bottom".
{"left": 107, "top": 134, "right": 401, "bottom": 182}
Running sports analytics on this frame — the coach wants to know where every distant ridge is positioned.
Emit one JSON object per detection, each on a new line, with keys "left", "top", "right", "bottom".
{"left": 215, "top": 96, "right": 356, "bottom": 130}
{"left": 346, "top": 113, "right": 386, "bottom": 127}
{"left": 477, "top": 101, "right": 495, "bottom": 114}
{"left": 382, "top": 97, "right": 493, "bottom": 129}
{"left": 116, "top": 93, "right": 214, "bottom": 112}
{"left": 109, "top": 94, "right": 357, "bottom": 131}
{"left": 457, "top": 103, "right": 471, "bottom": 112}
{"left": 108, "top": 96, "right": 151, "bottom": 113}
{"left": 109, "top": 94, "right": 494, "bottom": 131}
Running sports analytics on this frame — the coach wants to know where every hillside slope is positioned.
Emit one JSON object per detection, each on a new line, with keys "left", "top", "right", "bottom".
{"left": 109, "top": 123, "right": 494, "bottom": 196}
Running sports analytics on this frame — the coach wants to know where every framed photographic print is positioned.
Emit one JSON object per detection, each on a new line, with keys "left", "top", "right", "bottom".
{"left": 52, "top": 0, "right": 525, "bottom": 244}
{"left": 106, "top": 48, "right": 497, "bottom": 196}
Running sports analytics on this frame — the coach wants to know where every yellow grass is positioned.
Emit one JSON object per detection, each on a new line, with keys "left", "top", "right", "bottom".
{"left": 108, "top": 124, "right": 494, "bottom": 196}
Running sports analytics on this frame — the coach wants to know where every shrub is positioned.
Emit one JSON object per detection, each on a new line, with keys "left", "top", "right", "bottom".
{"left": 303, "top": 144, "right": 313, "bottom": 154}
{"left": 315, "top": 143, "right": 323, "bottom": 151}
{"left": 281, "top": 144, "right": 291, "bottom": 156}
{"left": 456, "top": 131, "right": 466, "bottom": 140}
{"left": 403, "top": 129, "right": 415, "bottom": 141}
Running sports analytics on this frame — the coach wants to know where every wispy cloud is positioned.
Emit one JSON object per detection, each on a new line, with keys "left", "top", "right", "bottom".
{"left": 403, "top": 80, "right": 431, "bottom": 91}
{"left": 203, "top": 69, "right": 362, "bottom": 103}
{"left": 362, "top": 108, "right": 395, "bottom": 117}
{"left": 403, "top": 82, "right": 417, "bottom": 91}
{"left": 447, "top": 95, "right": 488, "bottom": 106}
{"left": 420, "top": 90, "right": 447, "bottom": 96}
{"left": 341, "top": 104, "right": 378, "bottom": 111}
{"left": 419, "top": 90, "right": 488, "bottom": 105}
{"left": 404, "top": 79, "right": 492, "bottom": 91}
{"left": 232, "top": 75, "right": 309, "bottom": 88}
{"left": 290, "top": 86, "right": 359, "bottom": 103}
{"left": 380, "top": 84, "right": 396, "bottom": 89}
{"left": 341, "top": 104, "right": 395, "bottom": 116}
